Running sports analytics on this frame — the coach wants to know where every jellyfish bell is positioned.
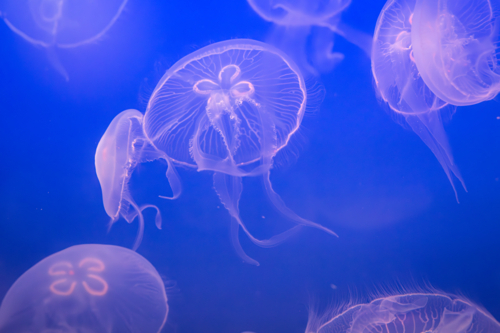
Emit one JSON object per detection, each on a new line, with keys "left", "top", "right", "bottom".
{"left": 143, "top": 39, "right": 336, "bottom": 265}
{"left": 247, "top": 0, "right": 373, "bottom": 75}
{"left": 306, "top": 290, "right": 500, "bottom": 333}
{"left": 411, "top": 0, "right": 500, "bottom": 106}
{"left": 95, "top": 109, "right": 180, "bottom": 251}
{"left": 1, "top": 0, "right": 128, "bottom": 80}
{"left": 372, "top": 0, "right": 466, "bottom": 200}
{"left": 0, "top": 244, "right": 168, "bottom": 333}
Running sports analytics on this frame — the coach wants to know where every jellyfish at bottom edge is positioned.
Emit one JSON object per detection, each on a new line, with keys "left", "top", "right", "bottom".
{"left": 0, "top": 244, "right": 168, "bottom": 333}
{"left": 306, "top": 290, "right": 500, "bottom": 333}
{"left": 95, "top": 109, "right": 181, "bottom": 251}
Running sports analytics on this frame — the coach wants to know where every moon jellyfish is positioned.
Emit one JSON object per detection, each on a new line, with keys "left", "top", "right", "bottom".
{"left": 0, "top": 0, "right": 128, "bottom": 80}
{"left": 372, "top": 0, "right": 500, "bottom": 199}
{"left": 247, "top": 0, "right": 373, "bottom": 74}
{"left": 0, "top": 244, "right": 168, "bottom": 333}
{"left": 95, "top": 109, "right": 180, "bottom": 251}
{"left": 96, "top": 39, "right": 336, "bottom": 265}
{"left": 306, "top": 291, "right": 500, "bottom": 333}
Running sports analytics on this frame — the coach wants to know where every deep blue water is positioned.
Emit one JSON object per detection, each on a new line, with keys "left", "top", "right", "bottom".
{"left": 0, "top": 0, "right": 499, "bottom": 332}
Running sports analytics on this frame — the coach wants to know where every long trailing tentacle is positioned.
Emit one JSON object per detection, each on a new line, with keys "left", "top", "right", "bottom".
{"left": 213, "top": 172, "right": 303, "bottom": 265}
{"left": 263, "top": 172, "right": 338, "bottom": 237}
{"left": 405, "top": 112, "right": 467, "bottom": 202}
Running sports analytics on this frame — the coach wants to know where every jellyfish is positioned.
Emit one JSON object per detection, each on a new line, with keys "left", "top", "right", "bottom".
{"left": 306, "top": 290, "right": 500, "bottom": 333}
{"left": 0, "top": 244, "right": 168, "bottom": 333}
{"left": 247, "top": 0, "right": 373, "bottom": 74}
{"left": 96, "top": 39, "right": 336, "bottom": 265}
{"left": 95, "top": 109, "right": 180, "bottom": 251}
{"left": 372, "top": 0, "right": 500, "bottom": 200}
{"left": 0, "top": 0, "right": 128, "bottom": 80}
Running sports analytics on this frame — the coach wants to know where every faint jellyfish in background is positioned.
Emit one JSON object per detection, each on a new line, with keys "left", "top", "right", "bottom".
{"left": 0, "top": 0, "right": 128, "bottom": 80}
{"left": 306, "top": 290, "right": 500, "bottom": 333}
{"left": 0, "top": 244, "right": 169, "bottom": 333}
{"left": 247, "top": 0, "right": 373, "bottom": 75}
{"left": 95, "top": 39, "right": 337, "bottom": 265}
{"left": 372, "top": 0, "right": 500, "bottom": 200}
{"left": 95, "top": 109, "right": 180, "bottom": 251}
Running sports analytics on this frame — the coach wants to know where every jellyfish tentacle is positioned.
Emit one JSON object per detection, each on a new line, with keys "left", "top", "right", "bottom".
{"left": 405, "top": 112, "right": 467, "bottom": 202}
{"left": 213, "top": 172, "right": 304, "bottom": 265}
{"left": 263, "top": 172, "right": 338, "bottom": 237}
{"left": 325, "top": 20, "right": 374, "bottom": 57}
{"left": 46, "top": 46, "right": 69, "bottom": 81}
{"left": 159, "top": 157, "right": 182, "bottom": 200}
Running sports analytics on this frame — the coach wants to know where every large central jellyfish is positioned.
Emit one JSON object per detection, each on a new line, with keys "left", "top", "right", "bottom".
{"left": 247, "top": 0, "right": 373, "bottom": 74}
{"left": 372, "top": 0, "right": 500, "bottom": 200}
{"left": 0, "top": 0, "right": 128, "bottom": 80}
{"left": 0, "top": 244, "right": 168, "bottom": 333}
{"left": 306, "top": 291, "right": 500, "bottom": 333}
{"left": 96, "top": 39, "right": 336, "bottom": 265}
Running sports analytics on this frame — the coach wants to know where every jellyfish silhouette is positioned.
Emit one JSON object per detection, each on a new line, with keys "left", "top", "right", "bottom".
{"left": 372, "top": 0, "right": 500, "bottom": 200}
{"left": 306, "top": 291, "right": 500, "bottom": 333}
{"left": 247, "top": 0, "right": 373, "bottom": 75}
{"left": 0, "top": 0, "right": 128, "bottom": 80}
{"left": 95, "top": 39, "right": 336, "bottom": 265}
{"left": 0, "top": 244, "right": 168, "bottom": 333}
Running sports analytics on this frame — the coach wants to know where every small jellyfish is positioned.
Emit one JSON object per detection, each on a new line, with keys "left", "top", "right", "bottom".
{"left": 0, "top": 244, "right": 168, "bottom": 333}
{"left": 0, "top": 0, "right": 128, "bottom": 80}
{"left": 306, "top": 291, "right": 500, "bottom": 333}
{"left": 247, "top": 0, "right": 373, "bottom": 74}
{"left": 372, "top": 0, "right": 500, "bottom": 200}
{"left": 96, "top": 39, "right": 336, "bottom": 265}
{"left": 95, "top": 109, "right": 180, "bottom": 251}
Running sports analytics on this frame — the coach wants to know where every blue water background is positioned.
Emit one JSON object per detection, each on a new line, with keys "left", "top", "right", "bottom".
{"left": 0, "top": 0, "right": 499, "bottom": 332}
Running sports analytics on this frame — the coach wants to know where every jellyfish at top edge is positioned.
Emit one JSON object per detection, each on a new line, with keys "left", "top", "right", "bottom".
{"left": 247, "top": 0, "right": 373, "bottom": 75}
{"left": 306, "top": 290, "right": 500, "bottom": 333}
{"left": 372, "top": 0, "right": 467, "bottom": 200}
{"left": 0, "top": 0, "right": 128, "bottom": 80}
{"left": 0, "top": 244, "right": 168, "bottom": 333}
{"left": 411, "top": 0, "right": 500, "bottom": 106}
{"left": 139, "top": 39, "right": 336, "bottom": 265}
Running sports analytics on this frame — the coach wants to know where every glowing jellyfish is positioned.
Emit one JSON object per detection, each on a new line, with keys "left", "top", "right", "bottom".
{"left": 95, "top": 109, "right": 180, "bottom": 251}
{"left": 306, "top": 291, "right": 500, "bottom": 333}
{"left": 247, "top": 0, "right": 373, "bottom": 74}
{"left": 96, "top": 39, "right": 336, "bottom": 265}
{"left": 0, "top": 244, "right": 168, "bottom": 333}
{"left": 0, "top": 0, "right": 128, "bottom": 80}
{"left": 372, "top": 0, "right": 500, "bottom": 200}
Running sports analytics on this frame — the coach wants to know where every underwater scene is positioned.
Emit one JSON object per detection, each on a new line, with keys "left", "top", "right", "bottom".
{"left": 0, "top": 0, "right": 499, "bottom": 332}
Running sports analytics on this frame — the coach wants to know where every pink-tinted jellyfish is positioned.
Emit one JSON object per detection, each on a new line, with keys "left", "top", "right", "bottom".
{"left": 411, "top": 0, "right": 500, "bottom": 106}
{"left": 372, "top": 0, "right": 465, "bottom": 199}
{"left": 95, "top": 109, "right": 180, "bottom": 251}
{"left": 0, "top": 0, "right": 128, "bottom": 80}
{"left": 0, "top": 244, "right": 168, "bottom": 333}
{"left": 142, "top": 39, "right": 336, "bottom": 265}
{"left": 247, "top": 0, "right": 373, "bottom": 74}
{"left": 372, "top": 0, "right": 500, "bottom": 200}
{"left": 306, "top": 291, "right": 500, "bottom": 333}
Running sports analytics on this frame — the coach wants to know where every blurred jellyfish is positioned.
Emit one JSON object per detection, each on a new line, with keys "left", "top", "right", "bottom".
{"left": 0, "top": 0, "right": 128, "bottom": 80}
{"left": 306, "top": 291, "right": 500, "bottom": 333}
{"left": 247, "top": 0, "right": 373, "bottom": 74}
{"left": 0, "top": 244, "right": 168, "bottom": 333}
{"left": 96, "top": 39, "right": 336, "bottom": 265}
{"left": 372, "top": 0, "right": 500, "bottom": 200}
{"left": 95, "top": 109, "right": 180, "bottom": 251}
